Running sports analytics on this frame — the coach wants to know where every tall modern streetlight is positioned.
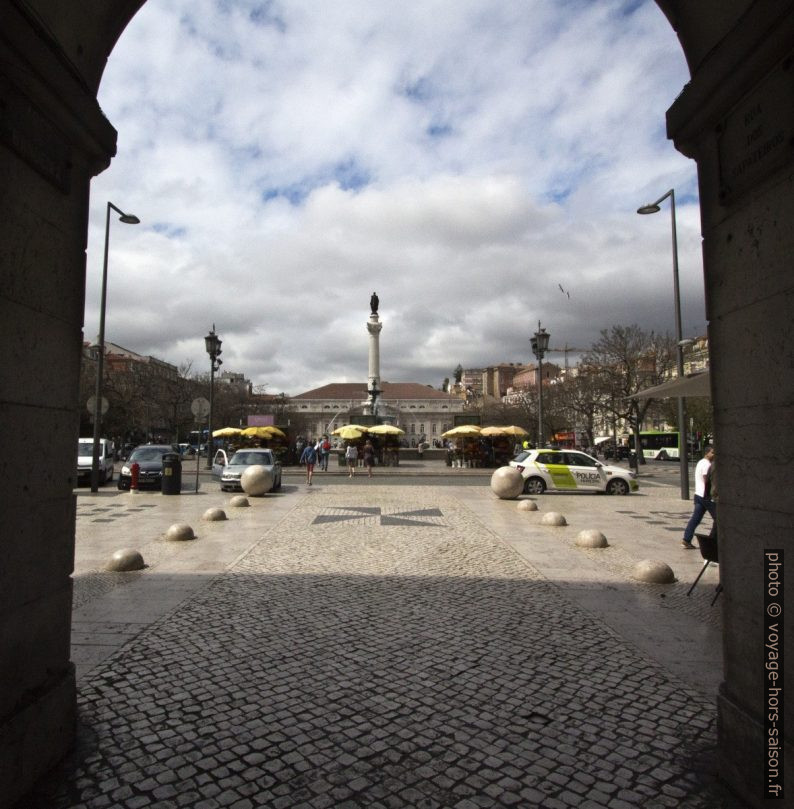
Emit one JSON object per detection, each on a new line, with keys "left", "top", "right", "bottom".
{"left": 204, "top": 325, "right": 222, "bottom": 468}
{"left": 637, "top": 188, "right": 690, "bottom": 500}
{"left": 90, "top": 202, "right": 140, "bottom": 492}
{"left": 530, "top": 323, "right": 550, "bottom": 448}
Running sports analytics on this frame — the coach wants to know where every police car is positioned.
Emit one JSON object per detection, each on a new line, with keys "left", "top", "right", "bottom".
{"left": 509, "top": 449, "right": 638, "bottom": 495}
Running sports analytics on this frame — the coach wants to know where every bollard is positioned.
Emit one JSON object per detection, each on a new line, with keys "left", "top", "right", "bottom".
{"left": 130, "top": 462, "right": 140, "bottom": 491}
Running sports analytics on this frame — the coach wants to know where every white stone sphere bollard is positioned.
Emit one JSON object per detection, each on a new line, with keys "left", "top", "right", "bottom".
{"left": 517, "top": 500, "right": 538, "bottom": 512}
{"left": 576, "top": 529, "right": 608, "bottom": 548}
{"left": 490, "top": 466, "right": 524, "bottom": 500}
{"left": 540, "top": 512, "right": 567, "bottom": 526}
{"left": 633, "top": 559, "right": 676, "bottom": 583}
{"left": 165, "top": 523, "right": 195, "bottom": 541}
{"left": 202, "top": 508, "right": 227, "bottom": 522}
{"left": 240, "top": 465, "right": 274, "bottom": 497}
{"left": 229, "top": 495, "right": 250, "bottom": 508}
{"left": 106, "top": 548, "right": 145, "bottom": 571}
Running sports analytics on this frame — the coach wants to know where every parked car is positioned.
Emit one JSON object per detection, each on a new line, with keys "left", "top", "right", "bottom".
{"left": 76, "top": 438, "right": 115, "bottom": 486}
{"left": 117, "top": 444, "right": 179, "bottom": 490}
{"left": 509, "top": 449, "right": 638, "bottom": 495}
{"left": 213, "top": 448, "right": 282, "bottom": 492}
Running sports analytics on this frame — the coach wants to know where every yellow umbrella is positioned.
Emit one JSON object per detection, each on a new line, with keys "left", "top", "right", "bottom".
{"left": 332, "top": 424, "right": 368, "bottom": 436}
{"left": 441, "top": 425, "right": 482, "bottom": 437}
{"left": 212, "top": 427, "right": 242, "bottom": 437}
{"left": 367, "top": 424, "right": 405, "bottom": 435}
{"left": 241, "top": 426, "right": 276, "bottom": 439}
{"left": 480, "top": 426, "right": 507, "bottom": 436}
{"left": 334, "top": 426, "right": 364, "bottom": 440}
{"left": 263, "top": 425, "right": 286, "bottom": 438}
{"left": 442, "top": 424, "right": 481, "bottom": 464}
{"left": 500, "top": 425, "right": 529, "bottom": 436}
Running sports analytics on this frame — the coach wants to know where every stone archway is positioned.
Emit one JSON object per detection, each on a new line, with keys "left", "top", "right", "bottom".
{"left": 1, "top": 3, "right": 791, "bottom": 807}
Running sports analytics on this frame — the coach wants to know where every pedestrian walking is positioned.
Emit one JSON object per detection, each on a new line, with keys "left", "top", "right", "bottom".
{"left": 294, "top": 436, "right": 305, "bottom": 465}
{"left": 300, "top": 442, "right": 318, "bottom": 485}
{"left": 345, "top": 442, "right": 358, "bottom": 477}
{"left": 362, "top": 440, "right": 375, "bottom": 478}
{"left": 682, "top": 445, "right": 716, "bottom": 548}
{"left": 318, "top": 435, "right": 331, "bottom": 471}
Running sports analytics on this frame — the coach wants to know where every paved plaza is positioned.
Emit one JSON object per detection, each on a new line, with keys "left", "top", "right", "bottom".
{"left": 19, "top": 469, "right": 743, "bottom": 808}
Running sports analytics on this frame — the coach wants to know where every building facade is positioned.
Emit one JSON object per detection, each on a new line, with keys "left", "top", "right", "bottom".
{"left": 291, "top": 382, "right": 465, "bottom": 445}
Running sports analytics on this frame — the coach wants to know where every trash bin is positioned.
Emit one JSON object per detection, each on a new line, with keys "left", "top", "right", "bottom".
{"left": 161, "top": 452, "right": 182, "bottom": 495}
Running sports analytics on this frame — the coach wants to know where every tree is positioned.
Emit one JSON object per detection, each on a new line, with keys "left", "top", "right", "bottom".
{"left": 158, "top": 362, "right": 198, "bottom": 442}
{"left": 661, "top": 395, "right": 713, "bottom": 447}
{"left": 453, "top": 364, "right": 463, "bottom": 385}
{"left": 582, "top": 325, "right": 677, "bottom": 464}
{"left": 552, "top": 366, "right": 610, "bottom": 448}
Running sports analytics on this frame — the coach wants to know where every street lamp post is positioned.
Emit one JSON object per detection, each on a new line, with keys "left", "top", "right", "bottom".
{"left": 637, "top": 188, "right": 690, "bottom": 499}
{"left": 91, "top": 202, "right": 140, "bottom": 493}
{"left": 204, "top": 325, "right": 222, "bottom": 468}
{"left": 530, "top": 323, "right": 550, "bottom": 448}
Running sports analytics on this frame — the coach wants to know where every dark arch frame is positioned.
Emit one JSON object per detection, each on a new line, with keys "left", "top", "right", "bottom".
{"left": 1, "top": 3, "right": 791, "bottom": 807}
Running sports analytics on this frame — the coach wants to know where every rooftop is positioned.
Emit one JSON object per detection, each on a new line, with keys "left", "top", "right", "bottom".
{"left": 293, "top": 382, "right": 456, "bottom": 401}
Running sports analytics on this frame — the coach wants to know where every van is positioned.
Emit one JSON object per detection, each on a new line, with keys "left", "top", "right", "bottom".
{"left": 76, "top": 438, "right": 115, "bottom": 485}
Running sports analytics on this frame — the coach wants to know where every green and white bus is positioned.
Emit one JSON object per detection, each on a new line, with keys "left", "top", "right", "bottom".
{"left": 633, "top": 430, "right": 681, "bottom": 460}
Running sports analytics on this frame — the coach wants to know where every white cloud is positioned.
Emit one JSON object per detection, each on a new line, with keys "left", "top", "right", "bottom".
{"left": 85, "top": 0, "right": 703, "bottom": 395}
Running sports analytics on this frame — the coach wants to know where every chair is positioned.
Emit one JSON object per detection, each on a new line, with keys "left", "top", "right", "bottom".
{"left": 687, "top": 529, "right": 722, "bottom": 604}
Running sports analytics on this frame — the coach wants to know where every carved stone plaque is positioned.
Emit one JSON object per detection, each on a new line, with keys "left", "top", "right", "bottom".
{"left": 718, "top": 56, "right": 794, "bottom": 203}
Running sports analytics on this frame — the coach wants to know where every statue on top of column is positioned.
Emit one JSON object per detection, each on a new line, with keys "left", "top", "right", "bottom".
{"left": 370, "top": 291, "right": 379, "bottom": 314}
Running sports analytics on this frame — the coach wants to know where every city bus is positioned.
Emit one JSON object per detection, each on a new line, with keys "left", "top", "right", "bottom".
{"left": 632, "top": 430, "right": 680, "bottom": 460}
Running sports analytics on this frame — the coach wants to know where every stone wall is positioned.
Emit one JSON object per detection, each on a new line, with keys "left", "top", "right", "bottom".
{"left": 0, "top": 3, "right": 116, "bottom": 805}
{"left": 667, "top": 3, "right": 794, "bottom": 804}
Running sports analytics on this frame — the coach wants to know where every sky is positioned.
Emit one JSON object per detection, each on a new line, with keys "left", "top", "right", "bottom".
{"left": 86, "top": 0, "right": 705, "bottom": 396}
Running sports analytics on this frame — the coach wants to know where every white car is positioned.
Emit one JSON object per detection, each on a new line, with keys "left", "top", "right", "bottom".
{"left": 509, "top": 449, "right": 638, "bottom": 495}
{"left": 212, "top": 448, "right": 282, "bottom": 492}
{"left": 76, "top": 438, "right": 115, "bottom": 486}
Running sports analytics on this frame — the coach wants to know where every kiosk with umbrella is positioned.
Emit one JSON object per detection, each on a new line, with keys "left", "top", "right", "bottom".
{"left": 441, "top": 425, "right": 482, "bottom": 466}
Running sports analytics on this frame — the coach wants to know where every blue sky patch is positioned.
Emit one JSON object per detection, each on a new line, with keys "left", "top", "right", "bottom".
{"left": 151, "top": 223, "right": 187, "bottom": 239}
{"left": 249, "top": 2, "right": 286, "bottom": 32}
{"left": 333, "top": 158, "right": 371, "bottom": 191}
{"left": 427, "top": 123, "right": 453, "bottom": 139}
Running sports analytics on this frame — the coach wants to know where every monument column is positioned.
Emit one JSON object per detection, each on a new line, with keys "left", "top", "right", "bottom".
{"left": 366, "top": 292, "right": 383, "bottom": 416}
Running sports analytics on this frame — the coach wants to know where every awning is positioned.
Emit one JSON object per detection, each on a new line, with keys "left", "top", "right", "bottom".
{"left": 631, "top": 371, "right": 711, "bottom": 399}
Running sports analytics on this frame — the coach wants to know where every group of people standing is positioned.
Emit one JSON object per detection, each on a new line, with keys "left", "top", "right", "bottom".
{"left": 297, "top": 435, "right": 376, "bottom": 484}
{"left": 344, "top": 440, "right": 376, "bottom": 478}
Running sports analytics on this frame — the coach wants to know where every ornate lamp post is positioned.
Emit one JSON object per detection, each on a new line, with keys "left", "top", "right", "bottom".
{"left": 204, "top": 325, "right": 222, "bottom": 468}
{"left": 637, "top": 189, "right": 690, "bottom": 499}
{"left": 530, "top": 323, "right": 550, "bottom": 448}
{"left": 91, "top": 202, "right": 139, "bottom": 492}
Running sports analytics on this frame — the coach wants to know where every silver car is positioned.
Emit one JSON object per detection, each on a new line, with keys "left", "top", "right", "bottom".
{"left": 213, "top": 448, "right": 282, "bottom": 492}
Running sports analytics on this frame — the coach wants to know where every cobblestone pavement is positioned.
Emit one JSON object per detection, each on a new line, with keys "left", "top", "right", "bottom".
{"left": 21, "top": 484, "right": 741, "bottom": 808}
